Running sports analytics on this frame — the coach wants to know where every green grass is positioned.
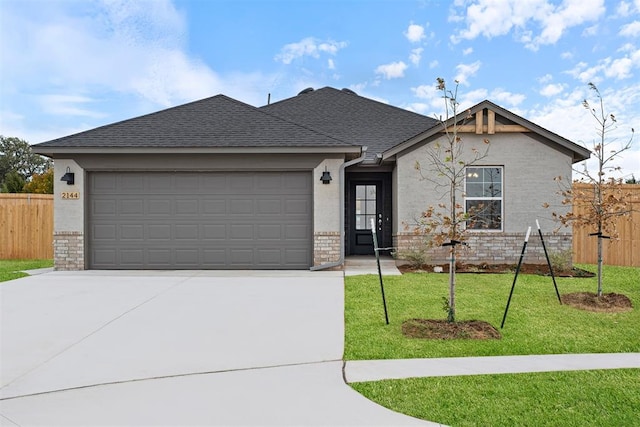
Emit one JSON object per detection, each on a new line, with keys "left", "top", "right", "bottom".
{"left": 346, "top": 264, "right": 640, "bottom": 425}
{"left": 0, "top": 259, "right": 53, "bottom": 282}
{"left": 351, "top": 369, "right": 640, "bottom": 427}
{"left": 345, "top": 264, "right": 640, "bottom": 360}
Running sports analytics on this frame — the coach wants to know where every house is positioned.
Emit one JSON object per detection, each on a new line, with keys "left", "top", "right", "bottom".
{"left": 33, "top": 87, "right": 591, "bottom": 270}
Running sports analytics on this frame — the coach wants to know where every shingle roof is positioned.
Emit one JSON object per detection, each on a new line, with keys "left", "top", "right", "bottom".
{"left": 260, "top": 87, "right": 439, "bottom": 160}
{"left": 33, "top": 94, "right": 355, "bottom": 150}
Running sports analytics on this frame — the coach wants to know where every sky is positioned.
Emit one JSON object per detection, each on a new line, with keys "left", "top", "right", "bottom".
{"left": 1, "top": 0, "right": 639, "bottom": 180}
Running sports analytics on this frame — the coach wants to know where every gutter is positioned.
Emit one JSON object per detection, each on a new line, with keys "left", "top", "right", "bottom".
{"left": 310, "top": 146, "right": 368, "bottom": 271}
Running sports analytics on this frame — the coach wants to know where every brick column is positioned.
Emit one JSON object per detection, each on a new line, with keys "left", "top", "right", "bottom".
{"left": 313, "top": 231, "right": 341, "bottom": 266}
{"left": 54, "top": 231, "right": 84, "bottom": 270}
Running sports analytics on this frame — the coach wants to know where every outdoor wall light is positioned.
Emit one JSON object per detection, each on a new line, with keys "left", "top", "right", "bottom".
{"left": 60, "top": 167, "right": 75, "bottom": 185}
{"left": 320, "top": 167, "right": 332, "bottom": 184}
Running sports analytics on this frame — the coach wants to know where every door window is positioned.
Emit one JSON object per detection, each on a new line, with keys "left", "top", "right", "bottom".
{"left": 355, "top": 184, "right": 376, "bottom": 230}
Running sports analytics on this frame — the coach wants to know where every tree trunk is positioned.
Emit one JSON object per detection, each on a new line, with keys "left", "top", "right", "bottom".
{"left": 448, "top": 246, "right": 456, "bottom": 323}
{"left": 597, "top": 235, "right": 603, "bottom": 297}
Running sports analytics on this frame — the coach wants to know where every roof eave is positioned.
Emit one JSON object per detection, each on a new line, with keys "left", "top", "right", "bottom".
{"left": 33, "top": 146, "right": 363, "bottom": 157}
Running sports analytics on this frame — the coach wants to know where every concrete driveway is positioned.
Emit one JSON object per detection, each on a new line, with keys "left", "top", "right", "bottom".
{"left": 1, "top": 271, "right": 433, "bottom": 426}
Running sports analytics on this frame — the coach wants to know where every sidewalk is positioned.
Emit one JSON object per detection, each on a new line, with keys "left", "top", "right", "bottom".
{"left": 344, "top": 353, "right": 640, "bottom": 383}
{"left": 344, "top": 255, "right": 402, "bottom": 276}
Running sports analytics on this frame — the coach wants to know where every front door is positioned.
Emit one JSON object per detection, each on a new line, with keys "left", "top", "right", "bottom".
{"left": 348, "top": 175, "right": 392, "bottom": 255}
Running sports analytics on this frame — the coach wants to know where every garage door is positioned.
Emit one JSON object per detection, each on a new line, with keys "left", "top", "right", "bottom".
{"left": 88, "top": 171, "right": 312, "bottom": 269}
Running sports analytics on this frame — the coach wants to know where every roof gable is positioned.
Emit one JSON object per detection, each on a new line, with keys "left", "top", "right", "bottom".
{"left": 261, "top": 87, "right": 439, "bottom": 160}
{"left": 33, "top": 94, "right": 357, "bottom": 154}
{"left": 383, "top": 100, "right": 591, "bottom": 163}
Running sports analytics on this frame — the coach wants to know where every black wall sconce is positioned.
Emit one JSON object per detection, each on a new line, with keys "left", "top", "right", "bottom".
{"left": 60, "top": 167, "right": 75, "bottom": 185}
{"left": 320, "top": 166, "right": 332, "bottom": 184}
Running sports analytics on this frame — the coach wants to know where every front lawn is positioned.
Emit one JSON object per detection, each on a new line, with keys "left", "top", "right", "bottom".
{"left": 346, "top": 264, "right": 639, "bottom": 425}
{"left": 345, "top": 264, "right": 639, "bottom": 359}
{"left": 0, "top": 259, "right": 53, "bottom": 282}
{"left": 352, "top": 368, "right": 640, "bottom": 427}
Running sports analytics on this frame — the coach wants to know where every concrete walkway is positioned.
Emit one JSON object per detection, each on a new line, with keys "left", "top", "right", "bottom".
{"left": 345, "top": 353, "right": 640, "bottom": 383}
{"left": 344, "top": 255, "right": 402, "bottom": 276}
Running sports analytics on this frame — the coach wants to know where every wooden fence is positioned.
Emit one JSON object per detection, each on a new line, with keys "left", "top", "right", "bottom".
{"left": 0, "top": 194, "right": 53, "bottom": 259}
{"left": 572, "top": 183, "right": 640, "bottom": 267}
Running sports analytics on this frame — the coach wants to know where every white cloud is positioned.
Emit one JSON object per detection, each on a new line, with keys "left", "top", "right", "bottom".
{"left": 620, "top": 21, "right": 640, "bottom": 37}
{"left": 328, "top": 59, "right": 336, "bottom": 70}
{"left": 405, "top": 23, "right": 425, "bottom": 43}
{"left": 538, "top": 74, "right": 554, "bottom": 84}
{"left": 275, "top": 37, "right": 347, "bottom": 64}
{"left": 0, "top": 0, "right": 226, "bottom": 108}
{"left": 454, "top": 61, "right": 482, "bottom": 85}
{"left": 375, "top": 61, "right": 408, "bottom": 79}
{"left": 491, "top": 89, "right": 526, "bottom": 106}
{"left": 39, "top": 94, "right": 107, "bottom": 118}
{"left": 462, "top": 47, "right": 474, "bottom": 55}
{"left": 568, "top": 46, "right": 640, "bottom": 83}
{"left": 528, "top": 83, "right": 640, "bottom": 180}
{"left": 561, "top": 51, "right": 573, "bottom": 60}
{"left": 540, "top": 83, "right": 565, "bottom": 97}
{"left": 404, "top": 103, "right": 431, "bottom": 115}
{"left": 616, "top": 1, "right": 632, "bottom": 16}
{"left": 409, "top": 48, "right": 424, "bottom": 66}
{"left": 411, "top": 84, "right": 438, "bottom": 99}
{"left": 429, "top": 60, "right": 439, "bottom": 69}
{"left": 451, "top": 0, "right": 606, "bottom": 50}
{"left": 605, "top": 57, "right": 634, "bottom": 79}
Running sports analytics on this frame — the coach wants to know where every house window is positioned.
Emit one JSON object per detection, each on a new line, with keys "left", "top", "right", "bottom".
{"left": 465, "top": 167, "right": 503, "bottom": 230}
{"left": 355, "top": 184, "right": 376, "bottom": 230}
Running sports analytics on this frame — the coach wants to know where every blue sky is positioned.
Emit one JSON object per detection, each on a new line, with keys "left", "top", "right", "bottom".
{"left": 1, "top": 0, "right": 639, "bottom": 179}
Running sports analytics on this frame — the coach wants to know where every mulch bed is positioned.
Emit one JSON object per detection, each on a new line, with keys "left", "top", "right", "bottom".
{"left": 562, "top": 292, "right": 633, "bottom": 313}
{"left": 402, "top": 318, "right": 502, "bottom": 340}
{"left": 398, "top": 263, "right": 594, "bottom": 278}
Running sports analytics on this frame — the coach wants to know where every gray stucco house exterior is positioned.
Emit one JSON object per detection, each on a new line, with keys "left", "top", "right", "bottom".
{"left": 33, "top": 87, "right": 590, "bottom": 270}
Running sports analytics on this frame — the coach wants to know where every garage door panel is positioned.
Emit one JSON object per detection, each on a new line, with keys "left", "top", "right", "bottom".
{"left": 121, "top": 225, "right": 144, "bottom": 240}
{"left": 257, "top": 198, "right": 282, "bottom": 214}
{"left": 93, "top": 199, "right": 117, "bottom": 215}
{"left": 202, "top": 199, "right": 226, "bottom": 214}
{"left": 88, "top": 171, "right": 312, "bottom": 269}
{"left": 93, "top": 224, "right": 117, "bottom": 240}
{"left": 176, "top": 199, "right": 199, "bottom": 215}
{"left": 175, "top": 224, "right": 198, "bottom": 240}
{"left": 147, "top": 199, "right": 172, "bottom": 215}
{"left": 230, "top": 199, "right": 254, "bottom": 215}
{"left": 121, "top": 249, "right": 145, "bottom": 265}
{"left": 147, "top": 224, "right": 171, "bottom": 240}
{"left": 286, "top": 224, "right": 310, "bottom": 240}
{"left": 202, "top": 224, "right": 227, "bottom": 239}
{"left": 120, "top": 199, "right": 144, "bottom": 215}
{"left": 285, "top": 199, "right": 310, "bottom": 215}
{"left": 258, "top": 224, "right": 282, "bottom": 239}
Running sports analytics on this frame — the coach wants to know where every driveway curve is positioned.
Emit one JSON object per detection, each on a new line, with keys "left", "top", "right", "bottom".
{"left": 1, "top": 271, "right": 436, "bottom": 426}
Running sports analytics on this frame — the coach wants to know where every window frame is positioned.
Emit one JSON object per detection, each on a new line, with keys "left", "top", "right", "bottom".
{"left": 464, "top": 166, "right": 504, "bottom": 232}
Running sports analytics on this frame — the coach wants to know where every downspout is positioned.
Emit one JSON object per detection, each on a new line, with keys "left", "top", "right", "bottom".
{"left": 311, "top": 146, "right": 368, "bottom": 271}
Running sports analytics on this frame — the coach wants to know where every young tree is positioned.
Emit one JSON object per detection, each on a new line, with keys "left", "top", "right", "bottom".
{"left": 0, "top": 136, "right": 52, "bottom": 189}
{"left": 23, "top": 168, "right": 54, "bottom": 194}
{"left": 552, "top": 83, "right": 634, "bottom": 296}
{"left": 413, "top": 78, "right": 490, "bottom": 322}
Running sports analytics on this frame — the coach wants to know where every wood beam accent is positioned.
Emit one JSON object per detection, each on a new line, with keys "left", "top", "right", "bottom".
{"left": 445, "top": 124, "right": 530, "bottom": 133}
{"left": 488, "top": 109, "right": 495, "bottom": 134}
{"left": 475, "top": 110, "right": 483, "bottom": 134}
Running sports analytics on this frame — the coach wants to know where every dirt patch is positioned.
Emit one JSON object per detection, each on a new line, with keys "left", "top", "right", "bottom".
{"left": 562, "top": 292, "right": 633, "bottom": 313}
{"left": 398, "top": 263, "right": 594, "bottom": 278}
{"left": 402, "top": 318, "right": 502, "bottom": 340}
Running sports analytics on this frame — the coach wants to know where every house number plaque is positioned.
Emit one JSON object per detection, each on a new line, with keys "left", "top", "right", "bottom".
{"left": 61, "top": 192, "right": 80, "bottom": 200}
